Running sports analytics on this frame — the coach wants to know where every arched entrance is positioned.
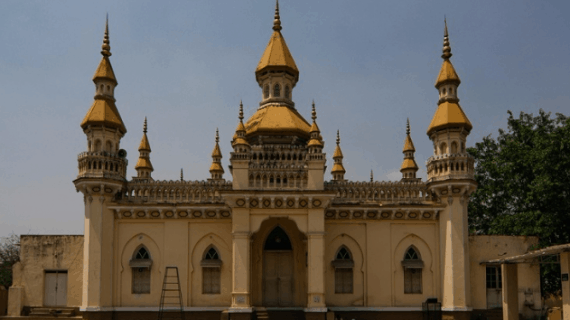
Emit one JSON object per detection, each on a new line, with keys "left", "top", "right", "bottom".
{"left": 263, "top": 226, "right": 293, "bottom": 306}
{"left": 251, "top": 218, "right": 307, "bottom": 307}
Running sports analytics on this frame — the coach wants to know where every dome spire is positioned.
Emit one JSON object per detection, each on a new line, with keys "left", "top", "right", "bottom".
{"left": 273, "top": 0, "right": 282, "bottom": 31}
{"left": 370, "top": 170, "right": 374, "bottom": 183}
{"left": 180, "top": 168, "right": 184, "bottom": 181}
{"left": 101, "top": 14, "right": 111, "bottom": 57}
{"left": 442, "top": 17, "right": 452, "bottom": 60}
{"left": 308, "top": 101, "right": 323, "bottom": 149}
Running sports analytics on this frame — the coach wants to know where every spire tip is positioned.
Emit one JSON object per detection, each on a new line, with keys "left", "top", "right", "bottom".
{"left": 273, "top": 0, "right": 282, "bottom": 31}
{"left": 101, "top": 15, "right": 111, "bottom": 57}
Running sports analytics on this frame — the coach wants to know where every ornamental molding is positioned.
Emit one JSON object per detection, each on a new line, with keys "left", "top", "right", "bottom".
{"left": 324, "top": 208, "right": 440, "bottom": 221}
{"left": 110, "top": 206, "right": 232, "bottom": 220}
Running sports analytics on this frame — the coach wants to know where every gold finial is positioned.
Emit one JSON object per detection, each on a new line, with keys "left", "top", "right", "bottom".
{"left": 101, "top": 14, "right": 111, "bottom": 57}
{"left": 442, "top": 17, "right": 452, "bottom": 60}
{"left": 336, "top": 130, "right": 340, "bottom": 145}
{"left": 312, "top": 100, "right": 317, "bottom": 121}
{"left": 181, "top": 168, "right": 184, "bottom": 181}
{"left": 143, "top": 117, "right": 147, "bottom": 133}
{"left": 273, "top": 0, "right": 282, "bottom": 31}
{"left": 239, "top": 101, "right": 244, "bottom": 122}
{"left": 370, "top": 170, "right": 374, "bottom": 182}
{"left": 406, "top": 118, "right": 410, "bottom": 135}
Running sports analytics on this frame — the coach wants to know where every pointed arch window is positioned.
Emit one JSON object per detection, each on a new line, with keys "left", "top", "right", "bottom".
{"left": 284, "top": 86, "right": 290, "bottom": 99}
{"left": 402, "top": 247, "right": 423, "bottom": 294}
{"left": 129, "top": 246, "right": 152, "bottom": 294}
{"left": 201, "top": 247, "right": 221, "bottom": 294}
{"left": 264, "top": 85, "right": 269, "bottom": 99}
{"left": 332, "top": 246, "right": 353, "bottom": 294}
{"left": 274, "top": 84, "right": 281, "bottom": 97}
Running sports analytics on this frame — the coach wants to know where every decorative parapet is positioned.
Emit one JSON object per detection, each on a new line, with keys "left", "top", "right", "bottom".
{"left": 117, "top": 180, "right": 233, "bottom": 204}
{"left": 77, "top": 151, "right": 127, "bottom": 181}
{"left": 426, "top": 152, "right": 474, "bottom": 182}
{"left": 324, "top": 180, "right": 432, "bottom": 204}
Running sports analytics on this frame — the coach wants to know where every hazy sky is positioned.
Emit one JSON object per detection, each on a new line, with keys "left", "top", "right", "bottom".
{"left": 0, "top": 0, "right": 569, "bottom": 236}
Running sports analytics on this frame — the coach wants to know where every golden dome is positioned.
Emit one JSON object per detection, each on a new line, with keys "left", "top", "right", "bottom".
{"left": 427, "top": 101, "right": 472, "bottom": 135}
{"left": 135, "top": 157, "right": 153, "bottom": 171}
{"left": 331, "top": 162, "right": 346, "bottom": 174}
{"left": 93, "top": 56, "right": 117, "bottom": 84}
{"left": 80, "top": 99, "right": 126, "bottom": 134}
{"left": 308, "top": 138, "right": 323, "bottom": 147}
{"left": 435, "top": 59, "right": 460, "bottom": 88}
{"left": 209, "top": 162, "right": 224, "bottom": 173}
{"left": 138, "top": 133, "right": 151, "bottom": 152}
{"left": 255, "top": 2, "right": 298, "bottom": 81}
{"left": 400, "top": 158, "right": 418, "bottom": 172}
{"left": 403, "top": 135, "right": 415, "bottom": 152}
{"left": 333, "top": 145, "right": 343, "bottom": 158}
{"left": 211, "top": 143, "right": 222, "bottom": 157}
{"left": 244, "top": 106, "right": 310, "bottom": 140}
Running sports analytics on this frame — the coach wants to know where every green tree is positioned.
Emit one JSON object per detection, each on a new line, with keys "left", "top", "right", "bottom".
{"left": 468, "top": 109, "right": 570, "bottom": 295}
{"left": 0, "top": 234, "right": 20, "bottom": 289}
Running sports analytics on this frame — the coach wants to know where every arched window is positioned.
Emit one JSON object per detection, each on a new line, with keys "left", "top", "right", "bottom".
{"left": 284, "top": 86, "right": 290, "bottom": 99}
{"left": 94, "top": 140, "right": 102, "bottom": 152}
{"left": 201, "top": 247, "right": 221, "bottom": 294}
{"left": 332, "top": 246, "right": 353, "bottom": 294}
{"left": 440, "top": 142, "right": 447, "bottom": 155}
{"left": 274, "top": 84, "right": 280, "bottom": 97}
{"left": 402, "top": 247, "right": 423, "bottom": 294}
{"left": 264, "top": 85, "right": 269, "bottom": 99}
{"left": 129, "top": 246, "right": 152, "bottom": 294}
{"left": 451, "top": 142, "right": 458, "bottom": 154}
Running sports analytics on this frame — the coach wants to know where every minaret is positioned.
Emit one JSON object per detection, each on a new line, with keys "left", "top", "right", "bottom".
{"left": 134, "top": 117, "right": 153, "bottom": 180}
{"left": 255, "top": 0, "right": 299, "bottom": 108}
{"left": 400, "top": 119, "right": 419, "bottom": 181}
{"left": 426, "top": 20, "right": 476, "bottom": 314}
{"left": 74, "top": 17, "right": 126, "bottom": 314}
{"left": 331, "top": 130, "right": 346, "bottom": 181}
{"left": 209, "top": 129, "right": 224, "bottom": 181}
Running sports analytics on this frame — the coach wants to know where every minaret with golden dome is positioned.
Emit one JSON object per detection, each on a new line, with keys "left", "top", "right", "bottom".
{"left": 400, "top": 119, "right": 419, "bottom": 181}
{"left": 307, "top": 102, "right": 324, "bottom": 152}
{"left": 331, "top": 130, "right": 346, "bottom": 181}
{"left": 76, "top": 17, "right": 127, "bottom": 183}
{"left": 134, "top": 117, "right": 153, "bottom": 180}
{"left": 426, "top": 20, "right": 477, "bottom": 313}
{"left": 209, "top": 129, "right": 224, "bottom": 181}
{"left": 426, "top": 19, "right": 474, "bottom": 183}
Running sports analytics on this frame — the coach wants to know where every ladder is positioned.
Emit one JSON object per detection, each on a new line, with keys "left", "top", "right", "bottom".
{"left": 158, "top": 266, "right": 185, "bottom": 320}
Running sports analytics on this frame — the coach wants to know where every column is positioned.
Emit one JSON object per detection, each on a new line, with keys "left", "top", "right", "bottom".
{"left": 230, "top": 207, "right": 251, "bottom": 317}
{"left": 502, "top": 263, "right": 519, "bottom": 320}
{"left": 560, "top": 252, "right": 570, "bottom": 320}
{"left": 306, "top": 208, "right": 326, "bottom": 319}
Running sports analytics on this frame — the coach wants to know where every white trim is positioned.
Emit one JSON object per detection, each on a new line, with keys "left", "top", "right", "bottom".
{"left": 442, "top": 307, "right": 473, "bottom": 312}
{"left": 81, "top": 307, "right": 228, "bottom": 312}
{"left": 328, "top": 307, "right": 423, "bottom": 312}
{"left": 228, "top": 307, "right": 253, "bottom": 313}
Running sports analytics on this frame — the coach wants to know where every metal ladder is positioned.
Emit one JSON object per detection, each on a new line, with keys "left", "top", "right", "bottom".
{"left": 158, "top": 266, "right": 185, "bottom": 320}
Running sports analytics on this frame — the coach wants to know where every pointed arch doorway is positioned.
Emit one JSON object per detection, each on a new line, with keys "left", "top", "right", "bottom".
{"left": 263, "top": 226, "right": 294, "bottom": 306}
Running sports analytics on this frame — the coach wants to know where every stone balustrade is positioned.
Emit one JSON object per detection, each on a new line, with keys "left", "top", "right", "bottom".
{"left": 324, "top": 180, "right": 432, "bottom": 204}
{"left": 119, "top": 180, "right": 233, "bottom": 204}
{"left": 77, "top": 151, "right": 127, "bottom": 181}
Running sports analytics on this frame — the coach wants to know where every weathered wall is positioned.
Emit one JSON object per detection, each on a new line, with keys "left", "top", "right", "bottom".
{"left": 12, "top": 235, "right": 84, "bottom": 307}
{"left": 469, "top": 235, "right": 541, "bottom": 318}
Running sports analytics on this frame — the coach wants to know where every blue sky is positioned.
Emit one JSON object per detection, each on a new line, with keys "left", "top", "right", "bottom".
{"left": 0, "top": 0, "right": 569, "bottom": 235}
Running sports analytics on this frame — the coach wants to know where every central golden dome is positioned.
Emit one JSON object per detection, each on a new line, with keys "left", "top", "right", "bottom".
{"left": 244, "top": 106, "right": 310, "bottom": 141}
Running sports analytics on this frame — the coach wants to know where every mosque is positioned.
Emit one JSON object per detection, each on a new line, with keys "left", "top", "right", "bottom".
{"left": 5, "top": 3, "right": 543, "bottom": 320}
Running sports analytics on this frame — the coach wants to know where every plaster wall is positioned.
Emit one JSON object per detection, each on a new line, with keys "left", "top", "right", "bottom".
{"left": 469, "top": 235, "right": 541, "bottom": 318}
{"left": 12, "top": 235, "right": 84, "bottom": 307}
{"left": 324, "top": 221, "right": 439, "bottom": 308}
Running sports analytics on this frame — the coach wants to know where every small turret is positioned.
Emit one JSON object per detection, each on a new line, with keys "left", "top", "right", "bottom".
{"left": 134, "top": 117, "right": 154, "bottom": 180}
{"left": 331, "top": 130, "right": 346, "bottom": 181}
{"left": 400, "top": 119, "right": 419, "bottom": 181}
{"left": 307, "top": 101, "right": 324, "bottom": 152}
{"left": 232, "top": 101, "right": 250, "bottom": 153}
{"left": 209, "top": 129, "right": 224, "bottom": 181}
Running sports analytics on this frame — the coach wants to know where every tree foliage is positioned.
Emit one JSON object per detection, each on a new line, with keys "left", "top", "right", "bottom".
{"left": 0, "top": 234, "right": 20, "bottom": 289}
{"left": 468, "top": 109, "right": 570, "bottom": 295}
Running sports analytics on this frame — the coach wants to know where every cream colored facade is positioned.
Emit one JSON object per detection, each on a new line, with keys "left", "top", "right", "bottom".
{"left": 6, "top": 6, "right": 543, "bottom": 320}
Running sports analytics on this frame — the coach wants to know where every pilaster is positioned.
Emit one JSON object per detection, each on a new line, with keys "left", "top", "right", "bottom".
{"left": 502, "top": 263, "right": 519, "bottom": 320}
{"left": 306, "top": 208, "right": 326, "bottom": 310}
{"left": 230, "top": 207, "right": 252, "bottom": 312}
